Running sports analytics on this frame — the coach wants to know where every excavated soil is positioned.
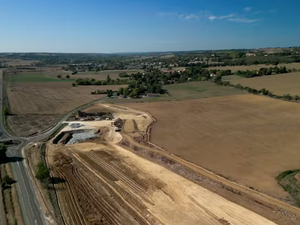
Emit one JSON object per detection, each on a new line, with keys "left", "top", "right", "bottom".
{"left": 44, "top": 102, "right": 300, "bottom": 225}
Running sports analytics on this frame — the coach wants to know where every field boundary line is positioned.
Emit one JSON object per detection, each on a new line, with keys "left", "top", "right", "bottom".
{"left": 122, "top": 105, "right": 300, "bottom": 216}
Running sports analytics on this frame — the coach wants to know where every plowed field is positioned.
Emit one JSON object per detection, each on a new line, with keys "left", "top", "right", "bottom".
{"left": 120, "top": 94, "right": 300, "bottom": 199}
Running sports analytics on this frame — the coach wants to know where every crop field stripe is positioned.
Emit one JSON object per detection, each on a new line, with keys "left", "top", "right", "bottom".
{"left": 65, "top": 167, "right": 89, "bottom": 225}
{"left": 56, "top": 170, "right": 84, "bottom": 225}
{"left": 72, "top": 160, "right": 123, "bottom": 224}
{"left": 71, "top": 152, "right": 151, "bottom": 225}
{"left": 86, "top": 152, "right": 155, "bottom": 205}
{"left": 71, "top": 166, "right": 121, "bottom": 225}
{"left": 84, "top": 151, "right": 156, "bottom": 205}
{"left": 87, "top": 152, "right": 146, "bottom": 193}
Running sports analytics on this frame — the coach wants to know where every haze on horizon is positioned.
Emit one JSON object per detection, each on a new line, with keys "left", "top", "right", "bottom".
{"left": 1, "top": 0, "right": 299, "bottom": 53}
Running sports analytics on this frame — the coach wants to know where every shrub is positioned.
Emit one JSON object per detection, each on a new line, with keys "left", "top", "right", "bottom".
{"left": 1, "top": 175, "right": 15, "bottom": 189}
{"left": 3, "top": 106, "right": 10, "bottom": 116}
{"left": 35, "top": 162, "right": 50, "bottom": 186}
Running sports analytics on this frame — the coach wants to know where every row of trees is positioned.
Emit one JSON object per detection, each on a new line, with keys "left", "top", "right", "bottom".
{"left": 77, "top": 64, "right": 295, "bottom": 99}
{"left": 75, "top": 75, "right": 128, "bottom": 86}
{"left": 57, "top": 74, "right": 70, "bottom": 79}
{"left": 213, "top": 77, "right": 300, "bottom": 102}
{"left": 235, "top": 66, "right": 289, "bottom": 78}
{"left": 258, "top": 66, "right": 288, "bottom": 75}
{"left": 91, "top": 89, "right": 114, "bottom": 96}
{"left": 118, "top": 72, "right": 130, "bottom": 78}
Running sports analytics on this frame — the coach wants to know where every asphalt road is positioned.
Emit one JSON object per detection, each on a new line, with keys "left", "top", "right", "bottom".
{"left": 7, "top": 146, "right": 45, "bottom": 225}
{"left": 0, "top": 69, "right": 8, "bottom": 225}
{"left": 0, "top": 69, "right": 105, "bottom": 225}
{"left": 0, "top": 71, "right": 46, "bottom": 225}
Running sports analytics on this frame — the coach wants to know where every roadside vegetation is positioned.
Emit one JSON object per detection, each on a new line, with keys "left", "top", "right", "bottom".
{"left": 276, "top": 170, "right": 300, "bottom": 206}
{"left": 35, "top": 162, "right": 50, "bottom": 188}
{"left": 25, "top": 142, "right": 64, "bottom": 225}
{"left": 0, "top": 144, "right": 24, "bottom": 225}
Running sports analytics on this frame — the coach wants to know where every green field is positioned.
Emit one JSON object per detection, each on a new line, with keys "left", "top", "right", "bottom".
{"left": 106, "top": 81, "right": 245, "bottom": 103}
{"left": 10, "top": 73, "right": 74, "bottom": 82}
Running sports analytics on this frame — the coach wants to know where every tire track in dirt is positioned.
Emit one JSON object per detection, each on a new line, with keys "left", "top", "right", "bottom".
{"left": 70, "top": 151, "right": 152, "bottom": 225}
{"left": 50, "top": 149, "right": 152, "bottom": 225}
{"left": 85, "top": 151, "right": 155, "bottom": 205}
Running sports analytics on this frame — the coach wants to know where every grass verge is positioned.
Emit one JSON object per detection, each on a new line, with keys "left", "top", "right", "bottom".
{"left": 276, "top": 169, "right": 300, "bottom": 206}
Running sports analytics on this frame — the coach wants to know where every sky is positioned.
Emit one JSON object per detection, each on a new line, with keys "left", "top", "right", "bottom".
{"left": 0, "top": 0, "right": 300, "bottom": 53}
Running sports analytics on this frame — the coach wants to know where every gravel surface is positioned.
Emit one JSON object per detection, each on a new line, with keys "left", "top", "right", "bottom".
{"left": 67, "top": 130, "right": 97, "bottom": 144}
{"left": 69, "top": 123, "right": 85, "bottom": 128}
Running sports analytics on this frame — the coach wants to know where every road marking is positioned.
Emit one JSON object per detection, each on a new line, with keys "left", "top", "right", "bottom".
{"left": 17, "top": 162, "right": 30, "bottom": 198}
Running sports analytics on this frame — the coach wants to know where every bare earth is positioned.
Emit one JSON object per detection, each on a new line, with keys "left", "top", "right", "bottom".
{"left": 46, "top": 105, "right": 280, "bottom": 225}
{"left": 230, "top": 72, "right": 300, "bottom": 96}
{"left": 7, "top": 114, "right": 58, "bottom": 137}
{"left": 120, "top": 95, "right": 300, "bottom": 200}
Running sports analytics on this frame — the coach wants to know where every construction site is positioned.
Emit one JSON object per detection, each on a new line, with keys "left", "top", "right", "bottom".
{"left": 27, "top": 103, "right": 299, "bottom": 225}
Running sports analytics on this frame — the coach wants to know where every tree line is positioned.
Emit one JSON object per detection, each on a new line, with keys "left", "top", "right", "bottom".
{"left": 91, "top": 89, "right": 114, "bottom": 97}
{"left": 235, "top": 66, "right": 289, "bottom": 78}
{"left": 212, "top": 76, "right": 300, "bottom": 102}
{"left": 78, "top": 64, "right": 298, "bottom": 99}
{"left": 74, "top": 75, "right": 129, "bottom": 86}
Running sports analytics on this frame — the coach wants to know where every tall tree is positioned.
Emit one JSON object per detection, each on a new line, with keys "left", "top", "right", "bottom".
{"left": 106, "top": 75, "right": 112, "bottom": 84}
{"left": 118, "top": 87, "right": 124, "bottom": 95}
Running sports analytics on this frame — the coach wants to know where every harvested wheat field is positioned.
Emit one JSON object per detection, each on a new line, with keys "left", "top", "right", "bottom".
{"left": 230, "top": 72, "right": 300, "bottom": 96}
{"left": 7, "top": 114, "right": 58, "bottom": 136}
{"left": 46, "top": 118, "right": 278, "bottom": 225}
{"left": 209, "top": 63, "right": 300, "bottom": 72}
{"left": 121, "top": 95, "right": 300, "bottom": 200}
{"left": 7, "top": 83, "right": 126, "bottom": 114}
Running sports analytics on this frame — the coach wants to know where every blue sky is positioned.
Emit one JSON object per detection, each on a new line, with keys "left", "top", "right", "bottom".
{"left": 0, "top": 0, "right": 299, "bottom": 53}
